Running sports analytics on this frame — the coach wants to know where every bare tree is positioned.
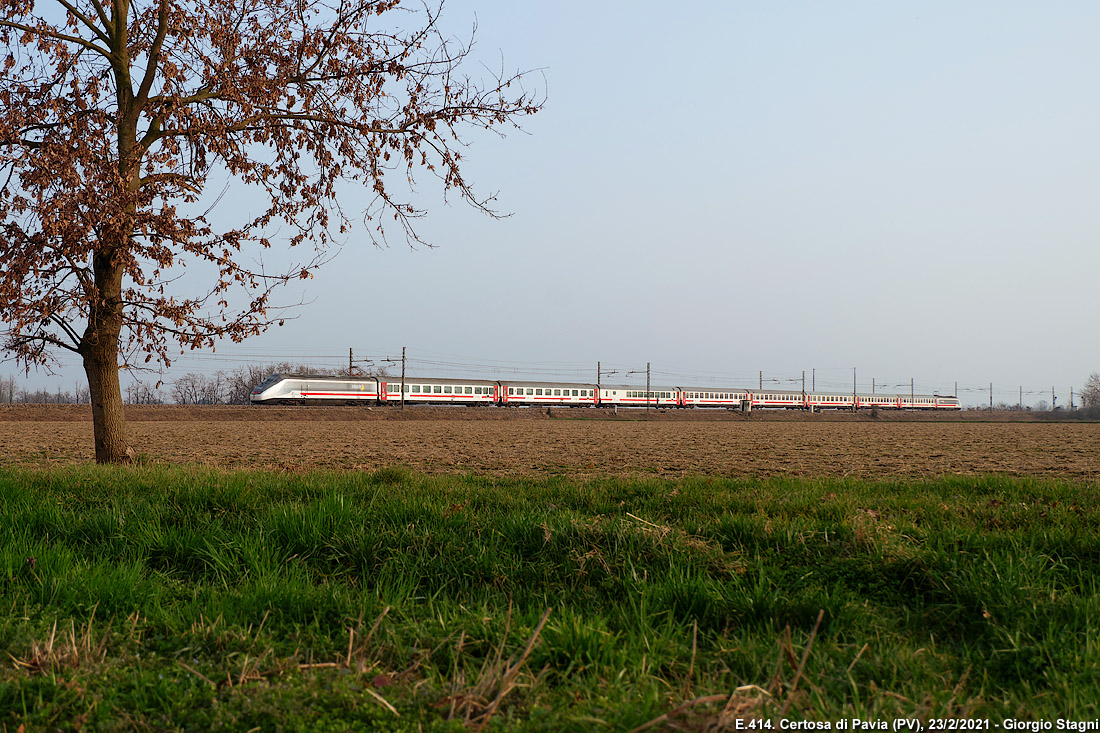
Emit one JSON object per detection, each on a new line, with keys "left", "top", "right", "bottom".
{"left": 224, "top": 364, "right": 274, "bottom": 405}
{"left": 1082, "top": 373, "right": 1100, "bottom": 417}
{"left": 171, "top": 371, "right": 227, "bottom": 405}
{"left": 125, "top": 382, "right": 166, "bottom": 405}
{"left": 0, "top": 374, "right": 14, "bottom": 403}
{"left": 1, "top": 1, "right": 540, "bottom": 462}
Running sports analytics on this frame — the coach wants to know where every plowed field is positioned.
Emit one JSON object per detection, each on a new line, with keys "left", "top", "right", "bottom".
{"left": 2, "top": 404, "right": 1097, "bottom": 479}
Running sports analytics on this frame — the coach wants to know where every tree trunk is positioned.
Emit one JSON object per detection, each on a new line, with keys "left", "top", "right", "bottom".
{"left": 83, "top": 343, "right": 133, "bottom": 463}
{"left": 81, "top": 253, "right": 134, "bottom": 464}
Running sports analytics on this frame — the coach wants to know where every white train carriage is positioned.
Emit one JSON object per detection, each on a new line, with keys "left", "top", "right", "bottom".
{"left": 250, "top": 374, "right": 379, "bottom": 404}
{"left": 384, "top": 377, "right": 500, "bottom": 405}
{"left": 501, "top": 381, "right": 599, "bottom": 406}
{"left": 857, "top": 394, "right": 900, "bottom": 409}
{"left": 805, "top": 391, "right": 854, "bottom": 410}
{"left": 597, "top": 384, "right": 680, "bottom": 408}
{"left": 680, "top": 388, "right": 749, "bottom": 408}
{"left": 749, "top": 390, "right": 806, "bottom": 409}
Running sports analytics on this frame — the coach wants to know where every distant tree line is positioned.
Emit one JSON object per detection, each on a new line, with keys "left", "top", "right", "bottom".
{"left": 1, "top": 364, "right": 356, "bottom": 405}
{"left": 0, "top": 374, "right": 90, "bottom": 404}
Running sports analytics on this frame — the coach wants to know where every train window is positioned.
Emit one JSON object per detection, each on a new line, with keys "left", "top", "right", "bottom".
{"left": 411, "top": 385, "right": 420, "bottom": 393}
{"left": 434, "top": 385, "right": 442, "bottom": 394}
{"left": 465, "top": 387, "right": 473, "bottom": 395}
{"left": 554, "top": 389, "right": 561, "bottom": 396}
{"left": 444, "top": 386, "right": 452, "bottom": 394}
{"left": 475, "top": 387, "right": 482, "bottom": 395}
{"left": 572, "top": 389, "right": 579, "bottom": 396}
{"left": 535, "top": 388, "right": 542, "bottom": 396}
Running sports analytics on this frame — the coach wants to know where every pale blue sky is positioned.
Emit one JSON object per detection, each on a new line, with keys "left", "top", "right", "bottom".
{"left": 10, "top": 1, "right": 1100, "bottom": 406}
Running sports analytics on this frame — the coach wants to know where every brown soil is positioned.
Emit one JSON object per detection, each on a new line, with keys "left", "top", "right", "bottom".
{"left": 1, "top": 404, "right": 1096, "bottom": 479}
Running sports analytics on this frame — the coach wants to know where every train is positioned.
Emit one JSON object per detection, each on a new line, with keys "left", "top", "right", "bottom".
{"left": 250, "top": 373, "right": 963, "bottom": 410}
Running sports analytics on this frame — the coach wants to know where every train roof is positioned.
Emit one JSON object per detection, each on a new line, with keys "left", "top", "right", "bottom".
{"left": 388, "top": 376, "right": 501, "bottom": 387}
{"left": 266, "top": 373, "right": 378, "bottom": 381}
{"left": 678, "top": 386, "right": 749, "bottom": 393}
{"left": 504, "top": 380, "right": 599, "bottom": 389}
{"left": 597, "top": 383, "right": 680, "bottom": 392}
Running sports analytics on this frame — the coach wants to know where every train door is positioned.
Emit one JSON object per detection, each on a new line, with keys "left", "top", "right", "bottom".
{"left": 379, "top": 382, "right": 388, "bottom": 402}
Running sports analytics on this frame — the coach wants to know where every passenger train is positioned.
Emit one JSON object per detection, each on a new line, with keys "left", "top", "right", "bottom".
{"left": 250, "top": 374, "right": 962, "bottom": 410}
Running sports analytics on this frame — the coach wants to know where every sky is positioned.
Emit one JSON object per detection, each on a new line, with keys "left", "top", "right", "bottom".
{"left": 7, "top": 1, "right": 1100, "bottom": 407}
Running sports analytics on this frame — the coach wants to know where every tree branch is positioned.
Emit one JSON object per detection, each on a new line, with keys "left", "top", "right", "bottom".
{"left": 54, "top": 0, "right": 111, "bottom": 46}
{"left": 0, "top": 18, "right": 111, "bottom": 60}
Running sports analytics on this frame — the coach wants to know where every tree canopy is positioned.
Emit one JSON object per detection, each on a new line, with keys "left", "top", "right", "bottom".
{"left": 0, "top": 0, "right": 540, "bottom": 461}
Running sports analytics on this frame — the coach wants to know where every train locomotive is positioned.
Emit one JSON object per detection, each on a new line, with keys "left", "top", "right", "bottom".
{"left": 250, "top": 373, "right": 962, "bottom": 410}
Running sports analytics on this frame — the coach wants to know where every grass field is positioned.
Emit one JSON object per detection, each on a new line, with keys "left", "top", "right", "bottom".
{"left": 4, "top": 464, "right": 1100, "bottom": 729}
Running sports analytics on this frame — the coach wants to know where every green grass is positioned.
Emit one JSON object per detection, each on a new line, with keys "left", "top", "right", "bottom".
{"left": 2, "top": 466, "right": 1100, "bottom": 729}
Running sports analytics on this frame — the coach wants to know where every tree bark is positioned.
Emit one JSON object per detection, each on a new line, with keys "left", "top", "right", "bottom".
{"left": 80, "top": 253, "right": 134, "bottom": 464}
